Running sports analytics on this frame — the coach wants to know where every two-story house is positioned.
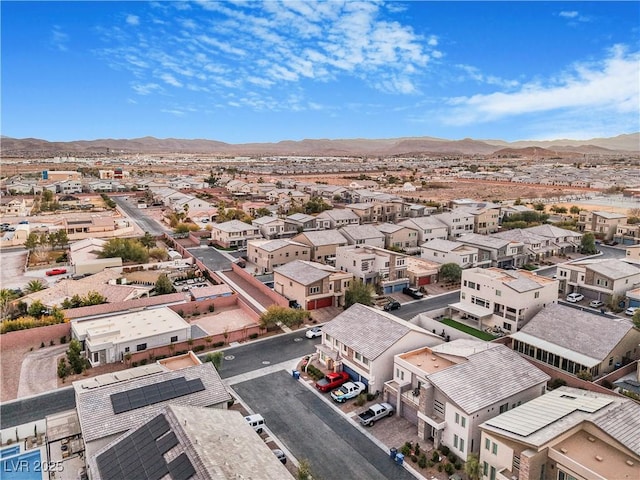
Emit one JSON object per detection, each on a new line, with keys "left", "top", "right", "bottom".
{"left": 292, "top": 230, "right": 348, "bottom": 265}
{"left": 335, "top": 245, "right": 409, "bottom": 294}
{"left": 556, "top": 258, "right": 640, "bottom": 303}
{"left": 524, "top": 224, "right": 582, "bottom": 254}
{"left": 448, "top": 267, "right": 559, "bottom": 333}
{"left": 492, "top": 229, "right": 556, "bottom": 264}
{"left": 577, "top": 210, "right": 627, "bottom": 241}
{"left": 615, "top": 222, "right": 640, "bottom": 245}
{"left": 399, "top": 217, "right": 449, "bottom": 244}
{"left": 460, "top": 204, "right": 501, "bottom": 235}
{"left": 273, "top": 260, "right": 353, "bottom": 310}
{"left": 384, "top": 340, "right": 549, "bottom": 460}
{"left": 457, "top": 233, "right": 527, "bottom": 269}
{"left": 421, "top": 239, "right": 479, "bottom": 268}
{"left": 252, "top": 215, "right": 299, "bottom": 239}
{"left": 479, "top": 386, "right": 640, "bottom": 480}
{"left": 210, "top": 220, "right": 262, "bottom": 249}
{"left": 339, "top": 224, "right": 386, "bottom": 248}
{"left": 316, "top": 209, "right": 360, "bottom": 228}
{"left": 247, "top": 239, "right": 311, "bottom": 274}
{"left": 510, "top": 303, "right": 640, "bottom": 378}
{"left": 286, "top": 212, "right": 330, "bottom": 232}
{"left": 317, "top": 303, "right": 443, "bottom": 391}
{"left": 376, "top": 223, "right": 421, "bottom": 254}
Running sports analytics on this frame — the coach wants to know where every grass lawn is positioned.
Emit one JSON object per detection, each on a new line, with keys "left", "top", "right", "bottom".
{"left": 441, "top": 318, "right": 496, "bottom": 341}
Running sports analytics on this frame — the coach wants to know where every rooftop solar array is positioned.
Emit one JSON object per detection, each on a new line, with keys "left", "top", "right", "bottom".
{"left": 96, "top": 414, "right": 196, "bottom": 480}
{"left": 110, "top": 377, "right": 204, "bottom": 414}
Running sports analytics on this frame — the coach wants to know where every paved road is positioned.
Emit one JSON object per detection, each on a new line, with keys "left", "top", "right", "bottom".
{"left": 207, "top": 330, "right": 321, "bottom": 379}
{"left": 112, "top": 196, "right": 168, "bottom": 236}
{"left": 1, "top": 388, "right": 75, "bottom": 429}
{"left": 234, "top": 371, "right": 416, "bottom": 480}
{"left": 395, "top": 292, "right": 459, "bottom": 321}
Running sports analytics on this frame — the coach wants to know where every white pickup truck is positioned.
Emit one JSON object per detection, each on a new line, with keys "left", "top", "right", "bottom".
{"left": 330, "top": 381, "right": 366, "bottom": 403}
{"left": 357, "top": 403, "right": 394, "bottom": 426}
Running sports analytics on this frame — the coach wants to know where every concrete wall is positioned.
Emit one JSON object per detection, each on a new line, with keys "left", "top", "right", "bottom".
{"left": 1, "top": 323, "right": 72, "bottom": 351}
{"left": 230, "top": 263, "right": 289, "bottom": 307}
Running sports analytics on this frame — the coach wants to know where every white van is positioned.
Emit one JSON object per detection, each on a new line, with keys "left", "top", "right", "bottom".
{"left": 244, "top": 414, "right": 265, "bottom": 433}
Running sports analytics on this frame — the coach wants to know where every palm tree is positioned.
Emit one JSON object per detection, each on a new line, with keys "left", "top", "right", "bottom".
{"left": 0, "top": 289, "right": 18, "bottom": 319}
{"left": 25, "top": 279, "right": 46, "bottom": 294}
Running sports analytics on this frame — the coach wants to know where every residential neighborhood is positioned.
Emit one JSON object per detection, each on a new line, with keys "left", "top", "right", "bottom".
{"left": 1, "top": 158, "right": 640, "bottom": 480}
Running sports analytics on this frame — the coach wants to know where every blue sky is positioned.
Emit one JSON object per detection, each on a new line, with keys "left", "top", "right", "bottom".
{"left": 2, "top": 1, "right": 639, "bottom": 144}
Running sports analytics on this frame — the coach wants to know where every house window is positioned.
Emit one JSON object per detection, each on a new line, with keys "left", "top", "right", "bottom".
{"left": 499, "top": 403, "right": 509, "bottom": 413}
{"left": 454, "top": 434, "right": 458, "bottom": 448}
{"left": 609, "top": 357, "right": 614, "bottom": 366}
{"left": 136, "top": 343, "right": 147, "bottom": 351}
{"left": 534, "top": 291, "right": 540, "bottom": 298}
{"left": 459, "top": 438, "right": 464, "bottom": 452}
{"left": 434, "top": 399, "right": 445, "bottom": 416}
{"left": 483, "top": 462, "right": 488, "bottom": 476}
{"left": 461, "top": 417, "right": 466, "bottom": 428}
{"left": 490, "top": 466, "right": 496, "bottom": 480}
{"left": 354, "top": 352, "right": 369, "bottom": 366}
{"left": 309, "top": 286, "right": 320, "bottom": 294}
{"left": 455, "top": 413, "right": 460, "bottom": 424}
{"left": 492, "top": 442, "right": 498, "bottom": 455}
{"left": 558, "top": 471, "right": 577, "bottom": 480}
{"left": 170, "top": 336, "right": 178, "bottom": 343}
{"left": 496, "top": 290, "right": 501, "bottom": 297}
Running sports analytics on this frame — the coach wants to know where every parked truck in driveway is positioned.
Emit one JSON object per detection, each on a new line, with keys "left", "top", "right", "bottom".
{"left": 315, "top": 372, "right": 350, "bottom": 393}
{"left": 330, "top": 381, "right": 366, "bottom": 403}
{"left": 357, "top": 403, "right": 394, "bottom": 426}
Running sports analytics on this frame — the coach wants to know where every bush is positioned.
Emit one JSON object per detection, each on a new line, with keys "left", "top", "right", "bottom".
{"left": 549, "top": 378, "right": 567, "bottom": 390}
{"left": 354, "top": 393, "right": 367, "bottom": 406}
{"left": 440, "top": 445, "right": 450, "bottom": 456}
{"left": 366, "top": 392, "right": 377, "bottom": 401}
{"left": 140, "top": 359, "right": 147, "bottom": 365}
{"left": 444, "top": 463, "right": 454, "bottom": 475}
{"left": 249, "top": 333, "right": 258, "bottom": 339}
{"left": 437, "top": 464, "right": 443, "bottom": 472}
{"left": 447, "top": 452, "right": 457, "bottom": 463}
{"left": 414, "top": 443, "right": 420, "bottom": 456}
{"left": 411, "top": 455, "right": 418, "bottom": 463}
{"left": 50, "top": 339, "right": 55, "bottom": 346}
{"left": 60, "top": 335, "right": 67, "bottom": 344}
{"left": 400, "top": 442, "right": 412, "bottom": 456}
{"left": 454, "top": 461, "right": 462, "bottom": 470}
{"left": 40, "top": 341, "right": 45, "bottom": 348}
{"left": 431, "top": 451, "right": 440, "bottom": 462}
{"left": 132, "top": 361, "right": 138, "bottom": 367}
{"left": 192, "top": 312, "right": 200, "bottom": 317}
{"left": 208, "top": 304, "right": 215, "bottom": 312}
{"left": 418, "top": 454, "right": 427, "bottom": 469}
{"left": 213, "top": 341, "right": 224, "bottom": 348}
{"left": 177, "top": 310, "right": 184, "bottom": 317}
{"left": 193, "top": 345, "right": 205, "bottom": 352}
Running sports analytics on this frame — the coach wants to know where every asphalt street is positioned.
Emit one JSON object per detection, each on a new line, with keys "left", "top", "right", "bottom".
{"left": 233, "top": 371, "right": 416, "bottom": 480}
{"left": 395, "top": 291, "right": 459, "bottom": 321}
{"left": 112, "top": 196, "right": 168, "bottom": 236}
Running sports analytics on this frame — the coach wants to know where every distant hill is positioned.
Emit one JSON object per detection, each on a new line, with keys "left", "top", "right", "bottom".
{"left": 1, "top": 132, "right": 637, "bottom": 157}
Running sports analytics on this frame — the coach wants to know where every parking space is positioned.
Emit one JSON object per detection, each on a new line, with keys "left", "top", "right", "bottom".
{"left": 232, "top": 370, "right": 416, "bottom": 480}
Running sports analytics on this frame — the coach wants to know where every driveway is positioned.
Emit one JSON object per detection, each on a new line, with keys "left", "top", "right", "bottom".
{"left": 233, "top": 370, "right": 416, "bottom": 480}
{"left": 0, "top": 248, "right": 28, "bottom": 290}
{"left": 17, "top": 344, "right": 67, "bottom": 398}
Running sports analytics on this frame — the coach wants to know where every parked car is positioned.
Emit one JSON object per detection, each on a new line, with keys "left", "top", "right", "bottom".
{"left": 383, "top": 300, "right": 401, "bottom": 311}
{"left": 315, "top": 371, "right": 350, "bottom": 393}
{"left": 244, "top": 414, "right": 265, "bottom": 433}
{"left": 402, "top": 287, "right": 424, "bottom": 299}
{"left": 305, "top": 326, "right": 322, "bottom": 339}
{"left": 357, "top": 402, "right": 394, "bottom": 427}
{"left": 565, "top": 293, "right": 584, "bottom": 303}
{"left": 45, "top": 268, "right": 67, "bottom": 276}
{"left": 625, "top": 306, "right": 638, "bottom": 316}
{"left": 589, "top": 300, "right": 605, "bottom": 309}
{"left": 272, "top": 449, "right": 286, "bottom": 464}
{"left": 330, "top": 381, "right": 366, "bottom": 403}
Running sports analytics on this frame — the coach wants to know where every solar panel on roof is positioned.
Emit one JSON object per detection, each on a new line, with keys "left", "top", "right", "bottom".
{"left": 188, "top": 378, "right": 205, "bottom": 393}
{"left": 168, "top": 453, "right": 196, "bottom": 480}
{"left": 109, "top": 377, "right": 205, "bottom": 414}
{"left": 157, "top": 431, "right": 178, "bottom": 454}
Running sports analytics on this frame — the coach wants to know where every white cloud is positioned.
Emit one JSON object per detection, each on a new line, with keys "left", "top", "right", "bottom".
{"left": 126, "top": 15, "right": 140, "bottom": 26}
{"left": 442, "top": 46, "right": 639, "bottom": 129}
{"left": 51, "top": 26, "right": 69, "bottom": 52}
{"left": 132, "top": 83, "right": 161, "bottom": 95}
{"left": 559, "top": 11, "right": 578, "bottom": 19}
{"left": 160, "top": 73, "right": 183, "bottom": 87}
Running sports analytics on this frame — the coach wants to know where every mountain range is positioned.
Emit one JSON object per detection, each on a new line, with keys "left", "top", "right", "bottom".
{"left": 1, "top": 133, "right": 638, "bottom": 157}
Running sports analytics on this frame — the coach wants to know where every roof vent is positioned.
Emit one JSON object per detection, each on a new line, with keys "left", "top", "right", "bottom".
{"left": 434, "top": 364, "right": 439, "bottom": 368}
{"left": 626, "top": 460, "right": 634, "bottom": 466}
{"left": 560, "top": 448, "right": 568, "bottom": 454}
{"left": 595, "top": 455, "right": 603, "bottom": 462}
{"left": 588, "top": 436, "right": 595, "bottom": 442}
{"left": 431, "top": 357, "right": 437, "bottom": 361}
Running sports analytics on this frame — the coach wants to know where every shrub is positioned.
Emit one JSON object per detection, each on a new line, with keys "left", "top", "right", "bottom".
{"left": 249, "top": 333, "right": 258, "bottom": 339}
{"left": 418, "top": 454, "right": 427, "bottom": 469}
{"left": 411, "top": 455, "right": 418, "bottom": 463}
{"left": 549, "top": 378, "right": 567, "bottom": 390}
{"left": 208, "top": 305, "right": 215, "bottom": 312}
{"left": 431, "top": 451, "right": 440, "bottom": 462}
{"left": 354, "top": 393, "right": 367, "bottom": 407}
{"left": 50, "top": 339, "right": 55, "bottom": 346}
{"left": 454, "top": 461, "right": 462, "bottom": 470}
{"left": 132, "top": 361, "right": 138, "bottom": 367}
{"left": 414, "top": 443, "right": 420, "bottom": 456}
{"left": 140, "top": 358, "right": 147, "bottom": 365}
{"left": 192, "top": 312, "right": 200, "bottom": 317}
{"left": 437, "top": 464, "right": 443, "bottom": 472}
{"left": 447, "top": 452, "right": 457, "bottom": 463}
{"left": 366, "top": 392, "right": 377, "bottom": 401}
{"left": 40, "top": 341, "right": 45, "bottom": 348}
{"left": 400, "top": 442, "right": 412, "bottom": 456}
{"left": 177, "top": 310, "right": 184, "bottom": 317}
{"left": 213, "top": 341, "right": 224, "bottom": 348}
{"left": 440, "top": 445, "right": 450, "bottom": 456}
{"left": 193, "top": 345, "right": 205, "bottom": 352}
{"left": 60, "top": 335, "right": 67, "bottom": 344}
{"left": 444, "top": 463, "right": 454, "bottom": 475}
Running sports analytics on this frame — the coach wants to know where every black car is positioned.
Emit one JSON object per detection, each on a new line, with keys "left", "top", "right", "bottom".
{"left": 383, "top": 300, "right": 401, "bottom": 311}
{"left": 402, "top": 287, "right": 424, "bottom": 299}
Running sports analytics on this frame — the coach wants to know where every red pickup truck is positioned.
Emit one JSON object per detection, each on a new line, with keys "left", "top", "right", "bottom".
{"left": 315, "top": 372, "right": 350, "bottom": 393}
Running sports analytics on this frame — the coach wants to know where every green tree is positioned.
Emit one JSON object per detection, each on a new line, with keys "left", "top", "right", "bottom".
{"left": 66, "top": 339, "right": 85, "bottom": 374}
{"left": 42, "top": 189, "right": 54, "bottom": 202}
{"left": 533, "top": 202, "right": 545, "bottom": 211}
{"left": 149, "top": 247, "right": 169, "bottom": 261}
{"left": 24, "top": 232, "right": 40, "bottom": 252}
{"left": 297, "top": 459, "right": 313, "bottom": 480}
{"left": 204, "top": 352, "right": 224, "bottom": 370}
{"left": 83, "top": 291, "right": 107, "bottom": 306}
{"left": 57, "top": 358, "right": 69, "bottom": 380}
{"left": 139, "top": 232, "right": 156, "bottom": 250}
{"left": 580, "top": 232, "right": 598, "bottom": 255}
{"left": 27, "top": 300, "right": 47, "bottom": 318}
{"left": 99, "top": 238, "right": 149, "bottom": 263}
{"left": 25, "top": 279, "right": 46, "bottom": 294}
{"left": 174, "top": 223, "right": 191, "bottom": 235}
{"left": 439, "top": 263, "right": 462, "bottom": 283}
{"left": 54, "top": 230, "right": 69, "bottom": 249}
{"left": 464, "top": 453, "right": 481, "bottom": 480}
{"left": 344, "top": 279, "right": 375, "bottom": 309}
{"left": 570, "top": 205, "right": 581, "bottom": 215}
{"left": 154, "top": 274, "right": 176, "bottom": 295}
{"left": 39, "top": 232, "right": 50, "bottom": 249}
{"left": 258, "top": 305, "right": 307, "bottom": 329}
{"left": 255, "top": 208, "right": 272, "bottom": 218}
{"left": 632, "top": 309, "right": 640, "bottom": 329}
{"left": 0, "top": 289, "right": 19, "bottom": 320}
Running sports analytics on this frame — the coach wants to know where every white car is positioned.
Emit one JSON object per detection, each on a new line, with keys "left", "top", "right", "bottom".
{"left": 305, "top": 327, "right": 322, "bottom": 339}
{"left": 589, "top": 300, "right": 605, "bottom": 309}
{"left": 566, "top": 293, "right": 584, "bottom": 303}
{"left": 625, "top": 306, "right": 638, "bottom": 316}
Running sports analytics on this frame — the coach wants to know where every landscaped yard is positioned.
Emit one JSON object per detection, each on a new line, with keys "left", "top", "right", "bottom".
{"left": 440, "top": 318, "right": 496, "bottom": 341}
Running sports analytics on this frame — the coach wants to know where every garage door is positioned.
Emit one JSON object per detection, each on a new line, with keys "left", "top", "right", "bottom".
{"left": 418, "top": 276, "right": 431, "bottom": 286}
{"left": 306, "top": 296, "right": 333, "bottom": 310}
{"left": 392, "top": 283, "right": 408, "bottom": 293}
{"left": 342, "top": 364, "right": 369, "bottom": 387}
